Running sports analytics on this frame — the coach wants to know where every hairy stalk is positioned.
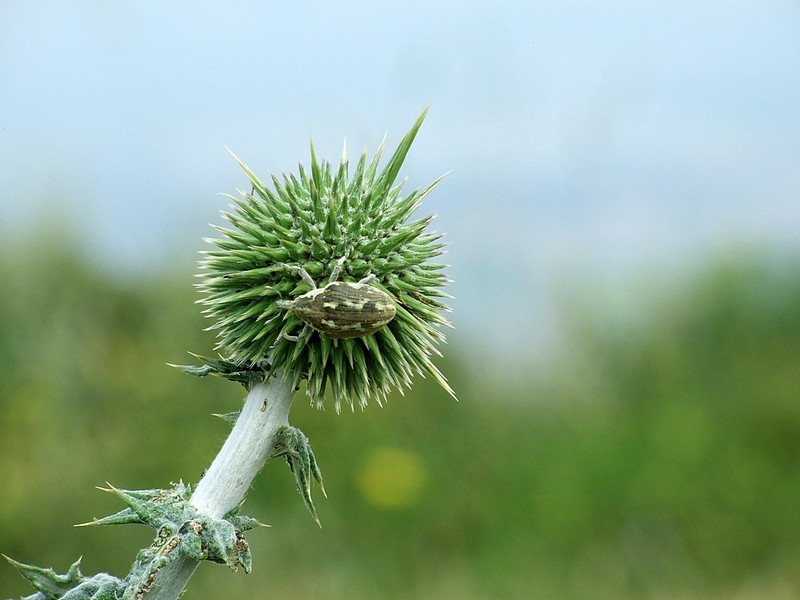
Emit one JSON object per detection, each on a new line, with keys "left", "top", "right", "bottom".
{"left": 192, "top": 374, "right": 295, "bottom": 518}
{"left": 146, "top": 373, "right": 295, "bottom": 600}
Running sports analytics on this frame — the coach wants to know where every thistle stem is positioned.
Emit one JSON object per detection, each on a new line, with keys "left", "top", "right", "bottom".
{"left": 145, "top": 371, "right": 295, "bottom": 600}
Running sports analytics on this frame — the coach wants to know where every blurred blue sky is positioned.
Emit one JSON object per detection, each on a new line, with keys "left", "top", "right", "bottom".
{"left": 1, "top": 1, "right": 799, "bottom": 366}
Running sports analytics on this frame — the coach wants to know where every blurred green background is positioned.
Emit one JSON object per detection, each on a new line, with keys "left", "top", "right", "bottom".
{"left": 2, "top": 236, "right": 799, "bottom": 599}
{"left": 3, "top": 2, "right": 800, "bottom": 598}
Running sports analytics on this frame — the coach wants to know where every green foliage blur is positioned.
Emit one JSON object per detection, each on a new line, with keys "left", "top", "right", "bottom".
{"left": 2, "top": 238, "right": 799, "bottom": 599}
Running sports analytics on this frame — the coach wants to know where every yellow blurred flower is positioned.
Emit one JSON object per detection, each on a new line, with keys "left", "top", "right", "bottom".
{"left": 356, "top": 447, "right": 428, "bottom": 510}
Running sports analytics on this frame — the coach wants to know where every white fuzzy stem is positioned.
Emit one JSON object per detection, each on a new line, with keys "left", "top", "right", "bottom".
{"left": 145, "top": 372, "right": 295, "bottom": 600}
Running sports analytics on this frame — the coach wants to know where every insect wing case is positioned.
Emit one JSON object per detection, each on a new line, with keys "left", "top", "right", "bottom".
{"left": 293, "top": 281, "right": 396, "bottom": 339}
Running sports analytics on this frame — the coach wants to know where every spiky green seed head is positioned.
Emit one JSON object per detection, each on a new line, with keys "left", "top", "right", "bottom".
{"left": 198, "top": 109, "right": 454, "bottom": 411}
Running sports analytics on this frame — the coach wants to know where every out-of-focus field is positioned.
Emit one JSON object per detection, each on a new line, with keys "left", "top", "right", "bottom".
{"left": 2, "top": 240, "right": 799, "bottom": 599}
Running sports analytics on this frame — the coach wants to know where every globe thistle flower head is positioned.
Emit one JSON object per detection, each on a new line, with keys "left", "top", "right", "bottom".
{"left": 199, "top": 110, "right": 454, "bottom": 411}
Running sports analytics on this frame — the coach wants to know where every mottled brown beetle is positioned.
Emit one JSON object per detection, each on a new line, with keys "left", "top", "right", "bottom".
{"left": 277, "top": 257, "right": 396, "bottom": 341}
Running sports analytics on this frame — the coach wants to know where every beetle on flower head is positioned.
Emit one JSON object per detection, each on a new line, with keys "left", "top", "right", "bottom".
{"left": 277, "top": 257, "right": 397, "bottom": 341}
